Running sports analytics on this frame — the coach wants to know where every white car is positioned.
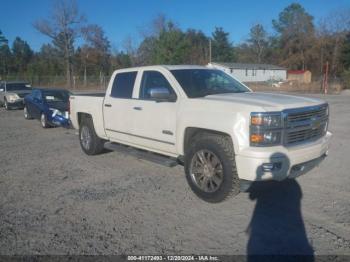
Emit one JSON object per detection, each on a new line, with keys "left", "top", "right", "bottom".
{"left": 69, "top": 65, "right": 331, "bottom": 203}
{"left": 0, "top": 81, "right": 32, "bottom": 110}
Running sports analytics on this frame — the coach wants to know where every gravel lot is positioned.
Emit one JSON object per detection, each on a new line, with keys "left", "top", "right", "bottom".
{"left": 0, "top": 93, "right": 349, "bottom": 256}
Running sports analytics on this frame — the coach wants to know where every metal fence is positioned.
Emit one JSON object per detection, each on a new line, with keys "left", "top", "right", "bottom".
{"left": 2, "top": 75, "right": 109, "bottom": 90}
{"left": 246, "top": 79, "right": 343, "bottom": 94}
{"left": 2, "top": 74, "right": 345, "bottom": 94}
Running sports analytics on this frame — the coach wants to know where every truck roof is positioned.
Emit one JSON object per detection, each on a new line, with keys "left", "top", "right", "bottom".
{"left": 161, "top": 65, "right": 208, "bottom": 70}
{"left": 114, "top": 65, "right": 208, "bottom": 73}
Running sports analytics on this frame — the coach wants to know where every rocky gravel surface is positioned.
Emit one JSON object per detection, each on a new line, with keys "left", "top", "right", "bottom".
{"left": 0, "top": 94, "right": 349, "bottom": 256}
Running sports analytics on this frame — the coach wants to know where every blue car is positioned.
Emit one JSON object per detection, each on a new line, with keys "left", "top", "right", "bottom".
{"left": 23, "top": 88, "right": 71, "bottom": 128}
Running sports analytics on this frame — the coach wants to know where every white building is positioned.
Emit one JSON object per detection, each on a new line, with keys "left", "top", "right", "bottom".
{"left": 208, "top": 62, "right": 287, "bottom": 82}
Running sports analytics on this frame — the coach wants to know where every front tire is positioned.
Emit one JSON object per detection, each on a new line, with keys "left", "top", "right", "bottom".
{"left": 24, "top": 106, "right": 32, "bottom": 119}
{"left": 40, "top": 113, "right": 50, "bottom": 128}
{"left": 4, "top": 99, "right": 10, "bottom": 110}
{"left": 79, "top": 116, "right": 104, "bottom": 155}
{"left": 185, "top": 133, "right": 240, "bottom": 203}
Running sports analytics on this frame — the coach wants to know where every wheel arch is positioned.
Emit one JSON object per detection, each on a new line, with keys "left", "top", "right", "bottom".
{"left": 77, "top": 112, "right": 93, "bottom": 127}
{"left": 77, "top": 112, "right": 92, "bottom": 126}
{"left": 182, "top": 127, "right": 235, "bottom": 156}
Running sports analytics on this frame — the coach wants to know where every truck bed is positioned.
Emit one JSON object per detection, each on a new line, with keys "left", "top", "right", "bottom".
{"left": 69, "top": 94, "right": 107, "bottom": 139}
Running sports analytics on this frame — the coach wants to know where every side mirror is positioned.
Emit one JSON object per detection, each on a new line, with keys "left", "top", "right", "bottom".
{"left": 149, "top": 87, "right": 176, "bottom": 102}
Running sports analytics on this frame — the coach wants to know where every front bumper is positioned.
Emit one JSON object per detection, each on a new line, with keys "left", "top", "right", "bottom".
{"left": 7, "top": 99, "right": 24, "bottom": 109}
{"left": 235, "top": 131, "right": 332, "bottom": 181}
{"left": 49, "top": 114, "right": 71, "bottom": 128}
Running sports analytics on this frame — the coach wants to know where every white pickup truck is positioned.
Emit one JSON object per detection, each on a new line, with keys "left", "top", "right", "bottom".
{"left": 70, "top": 65, "right": 332, "bottom": 202}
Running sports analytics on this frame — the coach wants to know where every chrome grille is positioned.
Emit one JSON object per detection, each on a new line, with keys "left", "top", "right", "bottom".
{"left": 284, "top": 104, "right": 328, "bottom": 145}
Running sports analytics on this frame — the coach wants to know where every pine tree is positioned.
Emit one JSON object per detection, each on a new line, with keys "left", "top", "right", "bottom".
{"left": 211, "top": 27, "right": 235, "bottom": 62}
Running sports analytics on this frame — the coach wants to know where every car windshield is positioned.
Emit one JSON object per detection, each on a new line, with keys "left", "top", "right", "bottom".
{"left": 170, "top": 69, "right": 250, "bottom": 98}
{"left": 6, "top": 83, "right": 31, "bottom": 91}
{"left": 43, "top": 90, "right": 69, "bottom": 103}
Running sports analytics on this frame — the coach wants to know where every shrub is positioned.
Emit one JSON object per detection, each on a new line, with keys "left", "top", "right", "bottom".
{"left": 341, "top": 69, "right": 350, "bottom": 89}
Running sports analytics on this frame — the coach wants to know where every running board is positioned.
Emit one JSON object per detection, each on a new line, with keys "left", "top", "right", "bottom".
{"left": 104, "top": 142, "right": 178, "bottom": 167}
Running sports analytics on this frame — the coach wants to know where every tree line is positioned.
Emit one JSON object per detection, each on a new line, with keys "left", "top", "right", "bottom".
{"left": 0, "top": 1, "right": 350, "bottom": 88}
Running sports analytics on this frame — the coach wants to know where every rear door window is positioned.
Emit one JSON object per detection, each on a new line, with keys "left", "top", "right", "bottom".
{"left": 110, "top": 71, "right": 137, "bottom": 99}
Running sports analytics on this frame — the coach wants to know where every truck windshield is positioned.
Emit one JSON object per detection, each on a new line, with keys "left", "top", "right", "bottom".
{"left": 170, "top": 69, "right": 250, "bottom": 98}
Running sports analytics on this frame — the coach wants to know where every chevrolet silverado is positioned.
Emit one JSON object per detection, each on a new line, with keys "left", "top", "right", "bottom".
{"left": 70, "top": 65, "right": 332, "bottom": 202}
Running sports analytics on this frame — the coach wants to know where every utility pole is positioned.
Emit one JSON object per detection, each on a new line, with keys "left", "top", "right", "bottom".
{"left": 323, "top": 61, "right": 329, "bottom": 95}
{"left": 84, "top": 53, "right": 89, "bottom": 88}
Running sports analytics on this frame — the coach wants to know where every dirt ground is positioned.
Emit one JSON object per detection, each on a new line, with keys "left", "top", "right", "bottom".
{"left": 0, "top": 93, "right": 349, "bottom": 256}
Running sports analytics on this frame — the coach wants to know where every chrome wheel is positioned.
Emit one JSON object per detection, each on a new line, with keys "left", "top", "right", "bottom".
{"left": 189, "top": 149, "right": 224, "bottom": 193}
{"left": 80, "top": 126, "right": 91, "bottom": 150}
{"left": 41, "top": 114, "right": 46, "bottom": 127}
{"left": 24, "top": 107, "right": 28, "bottom": 118}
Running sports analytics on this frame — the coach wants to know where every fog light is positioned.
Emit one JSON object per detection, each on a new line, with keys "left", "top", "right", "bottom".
{"left": 251, "top": 134, "right": 264, "bottom": 143}
{"left": 262, "top": 162, "right": 282, "bottom": 172}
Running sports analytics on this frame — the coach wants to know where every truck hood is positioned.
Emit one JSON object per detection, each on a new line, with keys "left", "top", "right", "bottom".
{"left": 201, "top": 92, "right": 325, "bottom": 111}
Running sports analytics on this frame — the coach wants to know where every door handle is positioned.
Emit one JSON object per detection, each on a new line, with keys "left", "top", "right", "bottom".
{"left": 133, "top": 106, "right": 142, "bottom": 111}
{"left": 104, "top": 104, "right": 112, "bottom": 107}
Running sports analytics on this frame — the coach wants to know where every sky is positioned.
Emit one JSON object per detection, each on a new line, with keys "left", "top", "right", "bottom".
{"left": 0, "top": 0, "right": 349, "bottom": 52}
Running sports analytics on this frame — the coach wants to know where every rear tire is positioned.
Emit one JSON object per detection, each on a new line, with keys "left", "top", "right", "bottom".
{"left": 185, "top": 133, "right": 240, "bottom": 203}
{"left": 79, "top": 116, "right": 104, "bottom": 155}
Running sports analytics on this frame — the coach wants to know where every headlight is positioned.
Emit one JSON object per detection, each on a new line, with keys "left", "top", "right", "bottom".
{"left": 8, "top": 94, "right": 20, "bottom": 102}
{"left": 324, "top": 104, "right": 329, "bottom": 134}
{"left": 50, "top": 108, "right": 63, "bottom": 117}
{"left": 325, "top": 104, "right": 329, "bottom": 116}
{"left": 251, "top": 112, "right": 282, "bottom": 128}
{"left": 250, "top": 112, "right": 283, "bottom": 146}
